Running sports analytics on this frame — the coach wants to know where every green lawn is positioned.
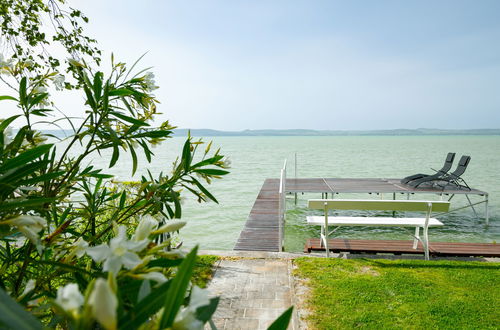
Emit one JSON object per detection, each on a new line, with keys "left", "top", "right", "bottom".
{"left": 192, "top": 255, "right": 220, "bottom": 288}
{"left": 293, "top": 257, "right": 500, "bottom": 329}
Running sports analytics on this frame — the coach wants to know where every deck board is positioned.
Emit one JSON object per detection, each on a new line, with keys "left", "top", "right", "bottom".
{"left": 305, "top": 239, "right": 500, "bottom": 257}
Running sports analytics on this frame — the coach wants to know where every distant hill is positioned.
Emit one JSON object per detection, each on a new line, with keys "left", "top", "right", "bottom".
{"left": 41, "top": 128, "right": 500, "bottom": 138}
{"left": 172, "top": 128, "right": 500, "bottom": 137}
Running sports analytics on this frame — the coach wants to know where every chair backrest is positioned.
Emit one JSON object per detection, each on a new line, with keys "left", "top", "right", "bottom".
{"left": 438, "top": 152, "right": 456, "bottom": 173}
{"left": 449, "top": 155, "right": 471, "bottom": 177}
{"left": 308, "top": 199, "right": 450, "bottom": 213}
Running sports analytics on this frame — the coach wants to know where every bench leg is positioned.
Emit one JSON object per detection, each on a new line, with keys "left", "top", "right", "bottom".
{"left": 413, "top": 227, "right": 420, "bottom": 249}
{"left": 320, "top": 225, "right": 330, "bottom": 257}
{"left": 423, "top": 226, "right": 429, "bottom": 260}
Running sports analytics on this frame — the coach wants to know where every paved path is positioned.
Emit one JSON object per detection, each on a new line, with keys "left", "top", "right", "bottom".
{"left": 206, "top": 258, "right": 297, "bottom": 329}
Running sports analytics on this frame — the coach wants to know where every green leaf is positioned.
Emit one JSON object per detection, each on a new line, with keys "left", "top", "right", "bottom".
{"left": 18, "top": 171, "right": 65, "bottom": 186}
{"left": 129, "top": 143, "right": 138, "bottom": 175}
{"left": 28, "top": 93, "right": 49, "bottom": 110}
{"left": 148, "top": 258, "right": 183, "bottom": 268}
{"left": 159, "top": 246, "right": 198, "bottom": 328}
{"left": 194, "top": 169, "right": 230, "bottom": 176}
{"left": 19, "top": 77, "right": 27, "bottom": 105}
{"left": 0, "top": 287, "right": 43, "bottom": 330}
{"left": 111, "top": 111, "right": 149, "bottom": 126}
{"left": 0, "top": 144, "right": 53, "bottom": 172}
{"left": 190, "top": 177, "right": 219, "bottom": 203}
{"left": 0, "top": 115, "right": 21, "bottom": 132}
{"left": 108, "top": 88, "right": 135, "bottom": 96}
{"left": 0, "top": 95, "right": 18, "bottom": 102}
{"left": 110, "top": 144, "right": 119, "bottom": 168}
{"left": 118, "top": 280, "right": 172, "bottom": 330}
{"left": 191, "top": 155, "right": 224, "bottom": 169}
{"left": 195, "top": 297, "right": 220, "bottom": 323}
{"left": 93, "top": 72, "right": 103, "bottom": 101}
{"left": 34, "top": 260, "right": 94, "bottom": 275}
{"left": 119, "top": 191, "right": 127, "bottom": 209}
{"left": 131, "top": 130, "right": 172, "bottom": 139}
{"left": 0, "top": 197, "right": 55, "bottom": 211}
{"left": 182, "top": 139, "right": 191, "bottom": 172}
{"left": 267, "top": 306, "right": 293, "bottom": 330}
{"left": 173, "top": 192, "right": 182, "bottom": 218}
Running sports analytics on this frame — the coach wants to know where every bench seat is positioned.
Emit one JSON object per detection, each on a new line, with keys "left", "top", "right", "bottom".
{"left": 306, "top": 216, "right": 444, "bottom": 227}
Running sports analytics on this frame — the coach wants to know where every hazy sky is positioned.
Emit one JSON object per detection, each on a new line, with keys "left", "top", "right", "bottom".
{"left": 51, "top": 1, "right": 500, "bottom": 130}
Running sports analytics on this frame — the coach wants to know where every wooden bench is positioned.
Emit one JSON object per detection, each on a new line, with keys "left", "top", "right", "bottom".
{"left": 307, "top": 199, "right": 450, "bottom": 259}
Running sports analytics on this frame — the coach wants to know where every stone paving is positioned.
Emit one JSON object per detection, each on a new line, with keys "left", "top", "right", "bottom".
{"left": 206, "top": 258, "right": 297, "bottom": 330}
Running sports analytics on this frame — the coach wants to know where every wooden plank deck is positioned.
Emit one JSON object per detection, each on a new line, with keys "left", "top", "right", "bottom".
{"left": 233, "top": 177, "right": 490, "bottom": 252}
{"left": 287, "top": 178, "right": 487, "bottom": 195}
{"left": 305, "top": 239, "right": 500, "bottom": 257}
{"left": 234, "top": 179, "right": 281, "bottom": 251}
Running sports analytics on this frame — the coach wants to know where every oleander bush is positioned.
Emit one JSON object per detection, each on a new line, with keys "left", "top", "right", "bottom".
{"left": 0, "top": 1, "right": 230, "bottom": 328}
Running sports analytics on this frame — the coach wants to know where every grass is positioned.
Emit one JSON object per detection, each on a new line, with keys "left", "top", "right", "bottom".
{"left": 293, "top": 257, "right": 500, "bottom": 329}
{"left": 192, "top": 255, "right": 220, "bottom": 288}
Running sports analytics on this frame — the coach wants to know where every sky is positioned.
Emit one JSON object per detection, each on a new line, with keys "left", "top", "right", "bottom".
{"left": 19, "top": 1, "right": 500, "bottom": 130}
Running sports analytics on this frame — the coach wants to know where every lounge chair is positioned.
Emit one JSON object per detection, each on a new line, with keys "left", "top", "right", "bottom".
{"left": 409, "top": 155, "right": 471, "bottom": 189}
{"left": 401, "top": 152, "right": 455, "bottom": 184}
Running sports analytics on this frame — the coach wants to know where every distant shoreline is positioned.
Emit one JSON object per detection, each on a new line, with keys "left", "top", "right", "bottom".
{"left": 172, "top": 128, "right": 500, "bottom": 137}
{"left": 42, "top": 128, "right": 500, "bottom": 138}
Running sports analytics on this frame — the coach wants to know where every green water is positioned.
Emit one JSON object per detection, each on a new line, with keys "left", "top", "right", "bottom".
{"left": 83, "top": 135, "right": 500, "bottom": 251}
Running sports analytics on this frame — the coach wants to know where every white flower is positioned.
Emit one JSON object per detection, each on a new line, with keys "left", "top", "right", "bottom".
{"left": 137, "top": 271, "right": 167, "bottom": 284}
{"left": 56, "top": 283, "right": 84, "bottom": 312}
{"left": 32, "top": 84, "right": 47, "bottom": 94}
{"left": 53, "top": 74, "right": 65, "bottom": 91}
{"left": 19, "top": 279, "right": 36, "bottom": 299}
{"left": 143, "top": 72, "right": 158, "bottom": 91}
{"left": 132, "top": 215, "right": 158, "bottom": 242}
{"left": 88, "top": 278, "right": 117, "bottom": 330}
{"left": 152, "top": 220, "right": 186, "bottom": 235}
{"left": 86, "top": 226, "right": 148, "bottom": 275}
{"left": 173, "top": 286, "right": 211, "bottom": 330}
{"left": 73, "top": 237, "right": 89, "bottom": 258}
{"left": 0, "top": 54, "right": 14, "bottom": 73}
{"left": 3, "top": 126, "right": 13, "bottom": 145}
{"left": 3, "top": 215, "right": 46, "bottom": 244}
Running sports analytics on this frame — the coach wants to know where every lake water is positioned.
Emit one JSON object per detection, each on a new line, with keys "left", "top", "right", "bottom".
{"left": 74, "top": 135, "right": 500, "bottom": 251}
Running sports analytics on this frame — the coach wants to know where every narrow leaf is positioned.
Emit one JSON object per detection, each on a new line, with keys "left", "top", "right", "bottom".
{"left": 0, "top": 115, "right": 21, "bottom": 132}
{"left": 182, "top": 139, "right": 191, "bottom": 172}
{"left": 0, "top": 95, "right": 18, "bottom": 102}
{"left": 110, "top": 144, "right": 119, "bottom": 168}
{"left": 108, "top": 88, "right": 135, "bottom": 96}
{"left": 195, "top": 297, "right": 220, "bottom": 323}
{"left": 267, "top": 306, "right": 293, "bottom": 330}
{"left": 0, "top": 287, "right": 43, "bottom": 330}
{"left": 159, "top": 246, "right": 198, "bottom": 328}
{"left": 19, "top": 77, "right": 27, "bottom": 105}
{"left": 111, "top": 111, "right": 149, "bottom": 126}
{"left": 190, "top": 177, "right": 219, "bottom": 203}
{"left": 118, "top": 280, "right": 171, "bottom": 330}
{"left": 194, "top": 169, "right": 229, "bottom": 176}
{"left": 0, "top": 144, "right": 53, "bottom": 172}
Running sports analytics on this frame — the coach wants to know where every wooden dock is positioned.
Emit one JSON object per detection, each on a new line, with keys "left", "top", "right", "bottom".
{"left": 305, "top": 238, "right": 500, "bottom": 257}
{"left": 234, "top": 177, "right": 491, "bottom": 254}
{"left": 234, "top": 179, "right": 282, "bottom": 251}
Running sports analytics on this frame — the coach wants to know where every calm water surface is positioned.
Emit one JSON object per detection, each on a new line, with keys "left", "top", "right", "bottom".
{"left": 70, "top": 136, "right": 500, "bottom": 251}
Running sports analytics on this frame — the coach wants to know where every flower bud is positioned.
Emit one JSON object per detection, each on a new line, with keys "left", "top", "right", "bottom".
{"left": 88, "top": 278, "right": 117, "bottom": 330}
{"left": 152, "top": 220, "right": 186, "bottom": 234}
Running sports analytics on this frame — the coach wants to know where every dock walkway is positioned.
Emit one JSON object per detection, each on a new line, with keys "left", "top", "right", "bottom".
{"left": 234, "top": 179, "right": 281, "bottom": 252}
